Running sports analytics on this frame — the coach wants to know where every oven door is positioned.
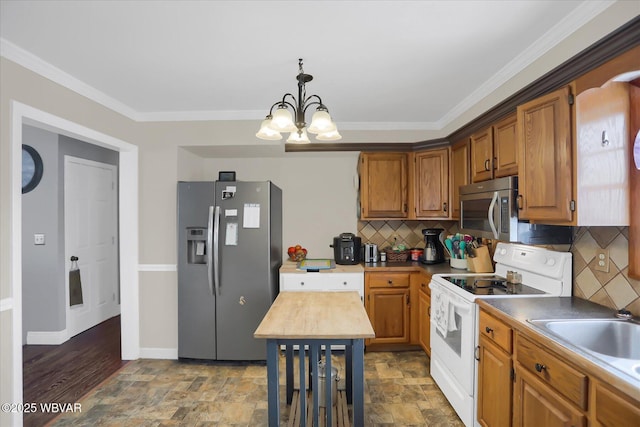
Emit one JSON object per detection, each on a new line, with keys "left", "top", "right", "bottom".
{"left": 429, "top": 280, "right": 477, "bottom": 395}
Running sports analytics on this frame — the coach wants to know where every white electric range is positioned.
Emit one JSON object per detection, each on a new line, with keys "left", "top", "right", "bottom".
{"left": 429, "top": 242, "right": 572, "bottom": 427}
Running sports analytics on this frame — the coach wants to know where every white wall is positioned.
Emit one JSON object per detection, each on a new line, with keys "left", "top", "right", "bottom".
{"left": 199, "top": 153, "right": 361, "bottom": 259}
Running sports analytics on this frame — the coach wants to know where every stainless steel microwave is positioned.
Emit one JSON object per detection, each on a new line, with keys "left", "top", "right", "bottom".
{"left": 459, "top": 176, "right": 572, "bottom": 244}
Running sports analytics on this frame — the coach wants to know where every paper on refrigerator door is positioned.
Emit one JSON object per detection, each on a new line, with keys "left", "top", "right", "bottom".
{"left": 243, "top": 204, "right": 260, "bottom": 228}
{"left": 225, "top": 222, "right": 238, "bottom": 245}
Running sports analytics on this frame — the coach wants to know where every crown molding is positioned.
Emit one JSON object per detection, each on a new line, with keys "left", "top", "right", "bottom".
{"left": 0, "top": 38, "right": 140, "bottom": 120}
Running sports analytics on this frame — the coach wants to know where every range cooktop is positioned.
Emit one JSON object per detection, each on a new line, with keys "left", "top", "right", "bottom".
{"left": 438, "top": 275, "right": 547, "bottom": 296}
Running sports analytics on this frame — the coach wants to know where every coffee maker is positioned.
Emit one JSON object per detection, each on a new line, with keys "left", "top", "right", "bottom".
{"left": 331, "top": 233, "right": 362, "bottom": 265}
{"left": 421, "top": 228, "right": 445, "bottom": 264}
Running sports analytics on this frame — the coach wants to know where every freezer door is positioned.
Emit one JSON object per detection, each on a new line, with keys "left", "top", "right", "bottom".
{"left": 214, "top": 181, "right": 282, "bottom": 360}
{"left": 177, "top": 181, "right": 217, "bottom": 359}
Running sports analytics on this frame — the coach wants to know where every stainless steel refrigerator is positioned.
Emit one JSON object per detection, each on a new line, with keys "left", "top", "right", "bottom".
{"left": 177, "top": 180, "right": 282, "bottom": 360}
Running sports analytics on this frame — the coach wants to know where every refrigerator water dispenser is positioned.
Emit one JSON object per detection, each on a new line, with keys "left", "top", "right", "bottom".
{"left": 186, "top": 227, "right": 207, "bottom": 264}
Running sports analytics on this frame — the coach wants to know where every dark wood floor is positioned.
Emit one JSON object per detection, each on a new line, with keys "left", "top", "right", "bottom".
{"left": 23, "top": 315, "right": 126, "bottom": 427}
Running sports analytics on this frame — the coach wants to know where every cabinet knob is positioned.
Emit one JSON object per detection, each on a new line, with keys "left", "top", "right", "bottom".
{"left": 535, "top": 363, "right": 547, "bottom": 373}
{"left": 485, "top": 326, "right": 493, "bottom": 334}
{"left": 300, "top": 281, "right": 304, "bottom": 286}
{"left": 343, "top": 281, "right": 347, "bottom": 286}
{"left": 517, "top": 194, "right": 523, "bottom": 210}
{"left": 443, "top": 202, "right": 447, "bottom": 212}
{"left": 484, "top": 159, "right": 491, "bottom": 171}
{"left": 388, "top": 280, "right": 393, "bottom": 285}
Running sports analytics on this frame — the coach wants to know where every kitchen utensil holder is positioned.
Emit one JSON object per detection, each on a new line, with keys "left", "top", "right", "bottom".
{"left": 450, "top": 258, "right": 468, "bottom": 269}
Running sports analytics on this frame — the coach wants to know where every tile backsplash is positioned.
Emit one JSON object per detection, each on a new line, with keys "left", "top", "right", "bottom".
{"left": 358, "top": 221, "right": 640, "bottom": 317}
{"left": 357, "top": 220, "right": 460, "bottom": 250}
{"left": 572, "top": 226, "right": 639, "bottom": 316}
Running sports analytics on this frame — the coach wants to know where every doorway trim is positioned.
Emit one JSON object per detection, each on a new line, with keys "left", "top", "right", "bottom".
{"left": 10, "top": 101, "right": 139, "bottom": 421}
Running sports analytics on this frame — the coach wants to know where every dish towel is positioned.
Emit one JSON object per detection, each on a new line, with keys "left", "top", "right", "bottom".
{"left": 69, "top": 256, "right": 83, "bottom": 306}
{"left": 434, "top": 291, "right": 458, "bottom": 339}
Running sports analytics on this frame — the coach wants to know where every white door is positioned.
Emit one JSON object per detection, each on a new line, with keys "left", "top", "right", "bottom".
{"left": 64, "top": 156, "right": 119, "bottom": 338}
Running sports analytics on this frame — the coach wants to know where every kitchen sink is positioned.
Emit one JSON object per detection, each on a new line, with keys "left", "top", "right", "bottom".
{"left": 528, "top": 318, "right": 640, "bottom": 381}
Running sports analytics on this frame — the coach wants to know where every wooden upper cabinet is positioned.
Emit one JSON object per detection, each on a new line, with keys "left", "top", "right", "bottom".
{"left": 493, "top": 114, "right": 518, "bottom": 178}
{"left": 576, "top": 81, "right": 638, "bottom": 226}
{"left": 470, "top": 127, "right": 494, "bottom": 182}
{"left": 414, "top": 148, "right": 450, "bottom": 218}
{"left": 471, "top": 114, "right": 518, "bottom": 183}
{"left": 450, "top": 139, "right": 470, "bottom": 219}
{"left": 359, "top": 152, "right": 408, "bottom": 219}
{"left": 517, "top": 86, "right": 573, "bottom": 222}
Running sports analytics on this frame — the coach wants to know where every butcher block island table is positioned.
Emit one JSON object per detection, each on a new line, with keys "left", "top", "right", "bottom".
{"left": 254, "top": 291, "right": 375, "bottom": 427}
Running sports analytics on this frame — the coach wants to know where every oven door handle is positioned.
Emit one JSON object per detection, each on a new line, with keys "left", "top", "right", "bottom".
{"left": 488, "top": 191, "right": 499, "bottom": 239}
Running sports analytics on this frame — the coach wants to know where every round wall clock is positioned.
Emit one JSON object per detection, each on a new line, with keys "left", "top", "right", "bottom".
{"left": 22, "top": 144, "right": 44, "bottom": 194}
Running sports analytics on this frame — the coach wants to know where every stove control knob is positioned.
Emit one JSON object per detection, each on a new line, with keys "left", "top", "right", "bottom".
{"left": 546, "top": 258, "right": 556, "bottom": 266}
{"left": 499, "top": 248, "right": 507, "bottom": 255}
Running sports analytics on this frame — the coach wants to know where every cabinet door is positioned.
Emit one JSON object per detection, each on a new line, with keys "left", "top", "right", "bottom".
{"left": 477, "top": 336, "right": 512, "bottom": 427}
{"left": 414, "top": 148, "right": 450, "bottom": 218}
{"left": 493, "top": 114, "right": 518, "bottom": 178}
{"left": 517, "top": 86, "right": 573, "bottom": 222}
{"left": 450, "top": 139, "right": 470, "bottom": 219}
{"left": 366, "top": 288, "right": 410, "bottom": 345}
{"left": 594, "top": 381, "right": 640, "bottom": 427}
{"left": 359, "top": 152, "right": 408, "bottom": 218}
{"left": 576, "top": 81, "right": 634, "bottom": 226}
{"left": 471, "top": 127, "right": 494, "bottom": 182}
{"left": 417, "top": 288, "right": 431, "bottom": 356}
{"left": 514, "top": 364, "right": 586, "bottom": 427}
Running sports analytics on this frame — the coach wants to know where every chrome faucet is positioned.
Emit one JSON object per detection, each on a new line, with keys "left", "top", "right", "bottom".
{"left": 615, "top": 308, "right": 633, "bottom": 320}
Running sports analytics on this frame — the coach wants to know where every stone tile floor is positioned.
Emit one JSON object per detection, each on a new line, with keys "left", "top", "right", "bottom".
{"left": 49, "top": 350, "right": 463, "bottom": 426}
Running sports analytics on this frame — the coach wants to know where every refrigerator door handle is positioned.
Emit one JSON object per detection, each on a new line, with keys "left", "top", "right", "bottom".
{"left": 213, "top": 205, "right": 221, "bottom": 295}
{"left": 207, "top": 206, "right": 214, "bottom": 295}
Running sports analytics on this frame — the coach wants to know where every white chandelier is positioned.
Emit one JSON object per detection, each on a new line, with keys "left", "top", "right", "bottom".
{"left": 256, "top": 59, "right": 341, "bottom": 143}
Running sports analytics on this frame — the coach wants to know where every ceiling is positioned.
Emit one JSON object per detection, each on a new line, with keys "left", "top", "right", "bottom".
{"left": 0, "top": 1, "right": 631, "bottom": 144}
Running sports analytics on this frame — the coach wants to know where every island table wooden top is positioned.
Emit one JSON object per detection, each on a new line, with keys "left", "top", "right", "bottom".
{"left": 254, "top": 291, "right": 375, "bottom": 340}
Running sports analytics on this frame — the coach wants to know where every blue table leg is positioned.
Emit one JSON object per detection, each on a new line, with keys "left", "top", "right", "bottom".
{"left": 310, "top": 344, "right": 320, "bottom": 425}
{"left": 325, "top": 345, "right": 332, "bottom": 427}
{"left": 352, "top": 339, "right": 365, "bottom": 427}
{"left": 286, "top": 345, "right": 294, "bottom": 404}
{"left": 266, "top": 339, "right": 280, "bottom": 427}
{"left": 298, "top": 347, "right": 306, "bottom": 427}
{"left": 345, "top": 344, "right": 353, "bottom": 404}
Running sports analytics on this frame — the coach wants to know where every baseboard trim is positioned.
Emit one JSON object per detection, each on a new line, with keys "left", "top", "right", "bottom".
{"left": 26, "top": 329, "right": 69, "bottom": 345}
{"left": 139, "top": 347, "right": 178, "bottom": 359}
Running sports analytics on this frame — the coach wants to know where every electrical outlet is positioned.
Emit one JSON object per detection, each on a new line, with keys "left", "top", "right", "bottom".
{"left": 595, "top": 248, "right": 610, "bottom": 273}
{"left": 34, "top": 233, "right": 45, "bottom": 245}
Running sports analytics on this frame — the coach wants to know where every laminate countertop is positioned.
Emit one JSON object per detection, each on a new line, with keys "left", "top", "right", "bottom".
{"left": 477, "top": 297, "right": 640, "bottom": 400}
{"left": 280, "top": 259, "right": 467, "bottom": 275}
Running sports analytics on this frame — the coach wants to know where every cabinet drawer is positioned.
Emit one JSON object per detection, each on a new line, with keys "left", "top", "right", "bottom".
{"left": 367, "top": 272, "right": 410, "bottom": 288}
{"left": 479, "top": 310, "right": 512, "bottom": 353}
{"left": 516, "top": 334, "right": 588, "bottom": 409}
{"left": 280, "top": 273, "right": 364, "bottom": 295}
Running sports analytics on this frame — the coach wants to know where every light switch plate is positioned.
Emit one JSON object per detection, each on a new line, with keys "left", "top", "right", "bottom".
{"left": 34, "top": 233, "right": 45, "bottom": 245}
{"left": 595, "top": 248, "right": 610, "bottom": 273}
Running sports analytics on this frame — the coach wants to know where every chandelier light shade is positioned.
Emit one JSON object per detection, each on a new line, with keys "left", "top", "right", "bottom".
{"left": 255, "top": 116, "right": 283, "bottom": 140}
{"left": 256, "top": 58, "right": 341, "bottom": 143}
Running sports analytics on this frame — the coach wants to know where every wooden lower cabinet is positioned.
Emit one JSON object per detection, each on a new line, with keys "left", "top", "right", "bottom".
{"left": 478, "top": 305, "right": 640, "bottom": 427}
{"left": 593, "top": 381, "right": 640, "bottom": 427}
{"left": 417, "top": 287, "right": 431, "bottom": 356}
{"left": 478, "top": 336, "right": 512, "bottom": 427}
{"left": 514, "top": 364, "right": 586, "bottom": 427}
{"left": 365, "top": 273, "right": 410, "bottom": 346}
{"left": 366, "top": 287, "right": 409, "bottom": 344}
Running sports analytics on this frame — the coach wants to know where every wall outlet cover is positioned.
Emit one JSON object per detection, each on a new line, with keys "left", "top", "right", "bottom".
{"left": 34, "top": 233, "right": 45, "bottom": 245}
{"left": 594, "top": 248, "right": 610, "bottom": 273}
